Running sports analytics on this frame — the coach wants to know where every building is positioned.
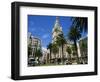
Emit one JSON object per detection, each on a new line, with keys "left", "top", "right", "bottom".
{"left": 28, "top": 32, "right": 42, "bottom": 58}
{"left": 28, "top": 32, "right": 32, "bottom": 45}
{"left": 42, "top": 48, "right": 50, "bottom": 64}
{"left": 52, "top": 17, "right": 63, "bottom": 43}
{"left": 50, "top": 17, "right": 68, "bottom": 64}
{"left": 31, "top": 36, "right": 42, "bottom": 58}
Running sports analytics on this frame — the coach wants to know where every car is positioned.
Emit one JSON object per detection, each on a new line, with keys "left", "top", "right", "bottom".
{"left": 28, "top": 58, "right": 38, "bottom": 66}
{"left": 65, "top": 60, "right": 72, "bottom": 65}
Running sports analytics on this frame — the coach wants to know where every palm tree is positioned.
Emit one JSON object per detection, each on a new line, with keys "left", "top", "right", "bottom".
{"left": 68, "top": 27, "right": 81, "bottom": 63}
{"left": 66, "top": 46, "right": 72, "bottom": 64}
{"left": 47, "top": 43, "right": 52, "bottom": 63}
{"left": 52, "top": 43, "right": 59, "bottom": 64}
{"left": 72, "top": 17, "right": 88, "bottom": 32}
{"left": 56, "top": 33, "right": 66, "bottom": 64}
{"left": 71, "top": 44, "right": 77, "bottom": 55}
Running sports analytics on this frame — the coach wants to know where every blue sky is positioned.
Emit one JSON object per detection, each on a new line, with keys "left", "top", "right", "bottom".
{"left": 28, "top": 15, "right": 87, "bottom": 48}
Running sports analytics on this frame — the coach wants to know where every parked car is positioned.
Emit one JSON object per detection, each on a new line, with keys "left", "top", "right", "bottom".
{"left": 65, "top": 60, "right": 72, "bottom": 65}
{"left": 28, "top": 58, "right": 38, "bottom": 66}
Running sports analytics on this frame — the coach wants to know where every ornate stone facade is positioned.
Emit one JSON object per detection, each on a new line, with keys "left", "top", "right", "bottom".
{"left": 52, "top": 17, "right": 63, "bottom": 43}
{"left": 51, "top": 17, "right": 68, "bottom": 62}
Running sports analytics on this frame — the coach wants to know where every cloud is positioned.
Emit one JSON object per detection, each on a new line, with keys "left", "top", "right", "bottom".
{"left": 42, "top": 47, "right": 49, "bottom": 53}
{"left": 42, "top": 47, "right": 47, "bottom": 51}
{"left": 42, "top": 34, "right": 49, "bottom": 39}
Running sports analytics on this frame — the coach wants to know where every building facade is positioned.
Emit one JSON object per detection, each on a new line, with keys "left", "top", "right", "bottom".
{"left": 28, "top": 32, "right": 42, "bottom": 58}
{"left": 52, "top": 17, "right": 63, "bottom": 43}
{"left": 50, "top": 17, "right": 68, "bottom": 63}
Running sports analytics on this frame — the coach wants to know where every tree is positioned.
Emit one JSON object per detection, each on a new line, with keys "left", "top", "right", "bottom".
{"left": 56, "top": 33, "right": 66, "bottom": 64}
{"left": 68, "top": 27, "right": 81, "bottom": 63}
{"left": 71, "top": 44, "right": 77, "bottom": 55}
{"left": 66, "top": 46, "right": 72, "bottom": 60}
{"left": 33, "top": 48, "right": 42, "bottom": 65}
{"left": 28, "top": 43, "right": 32, "bottom": 57}
{"left": 79, "top": 39, "right": 87, "bottom": 64}
{"left": 47, "top": 43, "right": 52, "bottom": 63}
{"left": 28, "top": 36, "right": 32, "bottom": 57}
{"left": 52, "top": 43, "right": 59, "bottom": 64}
{"left": 35, "top": 48, "right": 42, "bottom": 58}
{"left": 72, "top": 17, "right": 88, "bottom": 32}
{"left": 80, "top": 41, "right": 87, "bottom": 56}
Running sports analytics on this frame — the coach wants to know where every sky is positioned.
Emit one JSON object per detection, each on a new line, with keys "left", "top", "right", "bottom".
{"left": 28, "top": 15, "right": 87, "bottom": 48}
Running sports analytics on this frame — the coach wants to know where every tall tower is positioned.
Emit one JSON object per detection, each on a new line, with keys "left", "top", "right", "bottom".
{"left": 52, "top": 17, "right": 63, "bottom": 43}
